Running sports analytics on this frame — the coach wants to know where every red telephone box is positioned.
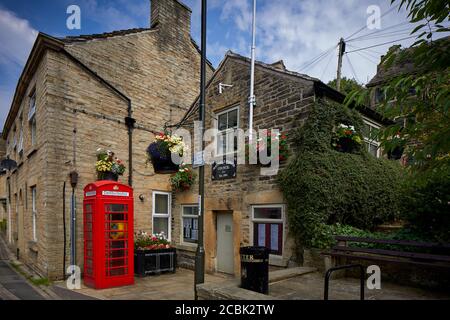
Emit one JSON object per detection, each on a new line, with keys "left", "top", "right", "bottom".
{"left": 83, "top": 181, "right": 134, "bottom": 289}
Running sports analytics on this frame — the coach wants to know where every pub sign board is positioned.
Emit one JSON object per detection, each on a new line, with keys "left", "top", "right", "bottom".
{"left": 212, "top": 156, "right": 237, "bottom": 180}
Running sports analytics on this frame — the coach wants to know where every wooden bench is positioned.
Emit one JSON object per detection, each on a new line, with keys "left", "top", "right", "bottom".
{"left": 326, "top": 235, "right": 450, "bottom": 269}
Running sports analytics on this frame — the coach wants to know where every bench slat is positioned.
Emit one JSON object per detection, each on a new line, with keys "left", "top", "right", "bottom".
{"left": 334, "top": 236, "right": 450, "bottom": 249}
{"left": 328, "top": 252, "right": 450, "bottom": 269}
{"left": 332, "top": 245, "right": 450, "bottom": 262}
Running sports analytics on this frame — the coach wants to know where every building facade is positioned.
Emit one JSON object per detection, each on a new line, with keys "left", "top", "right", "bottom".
{"left": 1, "top": 0, "right": 213, "bottom": 280}
{"left": 170, "top": 52, "right": 387, "bottom": 276}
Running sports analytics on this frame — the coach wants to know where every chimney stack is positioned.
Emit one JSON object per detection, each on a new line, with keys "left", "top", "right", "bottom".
{"left": 151, "top": 0, "right": 191, "bottom": 40}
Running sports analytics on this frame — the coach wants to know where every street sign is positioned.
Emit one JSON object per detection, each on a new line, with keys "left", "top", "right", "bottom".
{"left": 193, "top": 151, "right": 205, "bottom": 168}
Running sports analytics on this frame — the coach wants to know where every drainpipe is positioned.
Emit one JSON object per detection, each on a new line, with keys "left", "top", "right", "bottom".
{"left": 125, "top": 101, "right": 135, "bottom": 187}
{"left": 7, "top": 178, "right": 11, "bottom": 243}
{"left": 63, "top": 181, "right": 67, "bottom": 279}
{"left": 69, "top": 171, "right": 78, "bottom": 272}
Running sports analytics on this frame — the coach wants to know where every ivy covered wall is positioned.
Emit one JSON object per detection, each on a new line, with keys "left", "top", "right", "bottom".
{"left": 278, "top": 99, "right": 405, "bottom": 248}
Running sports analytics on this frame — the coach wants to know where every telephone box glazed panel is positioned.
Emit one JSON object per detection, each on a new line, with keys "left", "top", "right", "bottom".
{"left": 83, "top": 181, "right": 134, "bottom": 289}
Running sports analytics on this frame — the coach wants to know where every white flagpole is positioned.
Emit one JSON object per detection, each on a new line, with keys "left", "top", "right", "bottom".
{"left": 249, "top": 0, "right": 256, "bottom": 143}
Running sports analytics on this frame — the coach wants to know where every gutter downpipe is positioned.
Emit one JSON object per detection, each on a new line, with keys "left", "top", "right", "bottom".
{"left": 248, "top": 0, "right": 257, "bottom": 143}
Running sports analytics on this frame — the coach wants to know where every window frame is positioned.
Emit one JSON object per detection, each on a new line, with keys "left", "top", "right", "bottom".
{"left": 362, "top": 117, "right": 382, "bottom": 158}
{"left": 181, "top": 204, "right": 199, "bottom": 245}
{"left": 214, "top": 106, "right": 239, "bottom": 156}
{"left": 152, "top": 191, "right": 171, "bottom": 241}
{"left": 31, "top": 186, "right": 37, "bottom": 242}
{"left": 251, "top": 204, "right": 285, "bottom": 257}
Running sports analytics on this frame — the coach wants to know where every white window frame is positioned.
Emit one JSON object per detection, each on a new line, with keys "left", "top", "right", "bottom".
{"left": 251, "top": 204, "right": 285, "bottom": 257}
{"left": 152, "top": 191, "right": 171, "bottom": 241}
{"left": 362, "top": 117, "right": 382, "bottom": 158}
{"left": 181, "top": 205, "right": 199, "bottom": 245}
{"left": 28, "top": 91, "right": 36, "bottom": 121}
{"left": 214, "top": 106, "right": 239, "bottom": 156}
{"left": 31, "top": 186, "right": 37, "bottom": 242}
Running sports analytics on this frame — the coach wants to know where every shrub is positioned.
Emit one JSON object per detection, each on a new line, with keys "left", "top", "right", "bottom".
{"left": 403, "top": 172, "right": 450, "bottom": 243}
{"left": 278, "top": 100, "right": 406, "bottom": 249}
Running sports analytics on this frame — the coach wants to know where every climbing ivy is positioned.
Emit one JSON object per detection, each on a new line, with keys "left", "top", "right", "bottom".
{"left": 278, "top": 100, "right": 406, "bottom": 249}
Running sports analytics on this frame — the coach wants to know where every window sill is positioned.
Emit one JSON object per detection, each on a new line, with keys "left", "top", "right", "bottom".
{"left": 27, "top": 148, "right": 38, "bottom": 159}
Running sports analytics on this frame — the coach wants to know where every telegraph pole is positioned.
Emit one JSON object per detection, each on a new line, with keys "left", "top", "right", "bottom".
{"left": 336, "top": 37, "right": 346, "bottom": 92}
{"left": 194, "top": 0, "right": 207, "bottom": 300}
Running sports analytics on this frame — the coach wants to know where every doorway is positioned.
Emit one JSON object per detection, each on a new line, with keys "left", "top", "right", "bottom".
{"left": 216, "top": 211, "right": 234, "bottom": 274}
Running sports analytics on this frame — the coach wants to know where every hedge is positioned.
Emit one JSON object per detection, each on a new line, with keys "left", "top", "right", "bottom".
{"left": 278, "top": 100, "right": 406, "bottom": 249}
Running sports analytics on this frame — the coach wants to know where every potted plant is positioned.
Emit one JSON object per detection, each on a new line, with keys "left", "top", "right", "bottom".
{"left": 246, "top": 130, "right": 288, "bottom": 166}
{"left": 134, "top": 231, "right": 177, "bottom": 276}
{"left": 95, "top": 148, "right": 126, "bottom": 181}
{"left": 146, "top": 132, "right": 186, "bottom": 174}
{"left": 332, "top": 124, "right": 362, "bottom": 153}
{"left": 170, "top": 164, "right": 196, "bottom": 192}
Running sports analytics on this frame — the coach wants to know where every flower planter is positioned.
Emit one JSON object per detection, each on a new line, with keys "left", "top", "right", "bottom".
{"left": 134, "top": 248, "right": 177, "bottom": 276}
{"left": 151, "top": 156, "right": 179, "bottom": 174}
{"left": 147, "top": 141, "right": 179, "bottom": 174}
{"left": 97, "top": 171, "right": 119, "bottom": 181}
{"left": 336, "top": 137, "right": 359, "bottom": 153}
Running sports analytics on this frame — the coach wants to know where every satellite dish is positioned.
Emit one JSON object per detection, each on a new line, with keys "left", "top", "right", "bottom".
{"left": 0, "top": 157, "right": 18, "bottom": 171}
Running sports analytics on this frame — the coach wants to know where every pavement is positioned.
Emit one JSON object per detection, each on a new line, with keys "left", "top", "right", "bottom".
{"left": 268, "top": 272, "right": 450, "bottom": 300}
{"left": 0, "top": 234, "right": 44, "bottom": 300}
{"left": 53, "top": 268, "right": 233, "bottom": 300}
{"left": 1, "top": 233, "right": 449, "bottom": 300}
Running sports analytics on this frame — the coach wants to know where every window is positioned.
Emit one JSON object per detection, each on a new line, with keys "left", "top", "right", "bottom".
{"left": 215, "top": 106, "right": 239, "bottom": 156}
{"left": 31, "top": 186, "right": 37, "bottom": 241}
{"left": 152, "top": 192, "right": 171, "bottom": 241}
{"left": 12, "top": 126, "right": 17, "bottom": 149}
{"left": 182, "top": 205, "right": 198, "bottom": 244}
{"left": 252, "top": 205, "right": 284, "bottom": 256}
{"left": 18, "top": 113, "right": 24, "bottom": 154}
{"left": 362, "top": 118, "right": 381, "bottom": 158}
{"left": 374, "top": 87, "right": 384, "bottom": 104}
{"left": 28, "top": 90, "right": 37, "bottom": 147}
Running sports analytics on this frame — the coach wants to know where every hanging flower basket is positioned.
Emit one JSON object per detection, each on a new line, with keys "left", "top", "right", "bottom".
{"left": 95, "top": 148, "right": 126, "bottom": 181}
{"left": 97, "top": 171, "right": 119, "bottom": 181}
{"left": 246, "top": 130, "right": 288, "bottom": 166}
{"left": 332, "top": 124, "right": 362, "bottom": 153}
{"left": 147, "top": 133, "right": 185, "bottom": 174}
{"left": 170, "top": 165, "right": 196, "bottom": 192}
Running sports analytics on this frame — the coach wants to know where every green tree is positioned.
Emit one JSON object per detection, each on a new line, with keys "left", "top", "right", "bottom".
{"left": 327, "top": 77, "right": 364, "bottom": 95}
{"left": 345, "top": 0, "right": 450, "bottom": 180}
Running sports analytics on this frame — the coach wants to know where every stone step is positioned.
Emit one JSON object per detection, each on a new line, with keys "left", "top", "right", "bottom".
{"left": 269, "top": 267, "right": 317, "bottom": 283}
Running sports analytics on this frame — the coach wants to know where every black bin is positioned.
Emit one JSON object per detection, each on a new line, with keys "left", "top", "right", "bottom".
{"left": 240, "top": 246, "right": 269, "bottom": 294}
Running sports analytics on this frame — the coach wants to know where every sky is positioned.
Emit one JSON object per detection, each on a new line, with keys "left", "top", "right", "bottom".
{"left": 0, "top": 0, "right": 448, "bottom": 132}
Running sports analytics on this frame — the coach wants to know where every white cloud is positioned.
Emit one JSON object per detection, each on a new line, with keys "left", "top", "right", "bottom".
{"left": 208, "top": 0, "right": 448, "bottom": 86}
{"left": 0, "top": 8, "right": 37, "bottom": 66}
{"left": 0, "top": 8, "right": 37, "bottom": 132}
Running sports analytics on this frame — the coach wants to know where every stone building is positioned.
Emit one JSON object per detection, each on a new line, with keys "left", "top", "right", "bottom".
{"left": 171, "top": 52, "right": 388, "bottom": 276}
{"left": 1, "top": 0, "right": 213, "bottom": 280}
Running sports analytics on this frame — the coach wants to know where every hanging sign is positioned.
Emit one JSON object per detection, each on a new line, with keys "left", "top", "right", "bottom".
{"left": 211, "top": 156, "right": 237, "bottom": 180}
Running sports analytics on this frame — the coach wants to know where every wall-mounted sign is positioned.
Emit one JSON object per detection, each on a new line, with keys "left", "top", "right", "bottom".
{"left": 211, "top": 157, "right": 237, "bottom": 180}
{"left": 193, "top": 151, "right": 205, "bottom": 168}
